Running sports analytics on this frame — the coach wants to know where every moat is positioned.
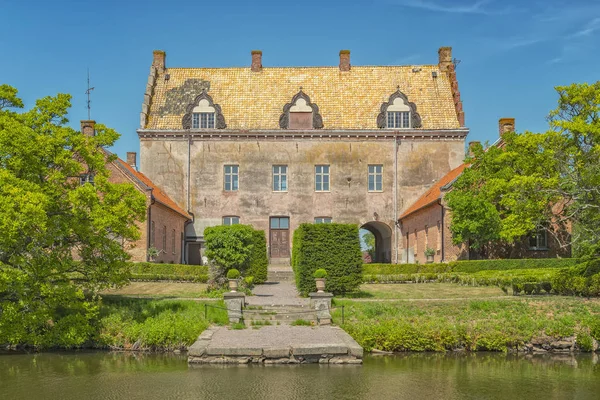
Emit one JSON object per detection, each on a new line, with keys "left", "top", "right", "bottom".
{"left": 1, "top": 351, "right": 599, "bottom": 399}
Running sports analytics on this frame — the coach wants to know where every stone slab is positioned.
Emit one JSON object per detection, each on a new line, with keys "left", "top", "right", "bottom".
{"left": 293, "top": 345, "right": 348, "bottom": 356}
{"left": 206, "top": 346, "right": 264, "bottom": 356}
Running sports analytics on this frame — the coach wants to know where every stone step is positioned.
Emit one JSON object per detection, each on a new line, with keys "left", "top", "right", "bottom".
{"left": 268, "top": 258, "right": 291, "bottom": 266}
{"left": 267, "top": 271, "right": 295, "bottom": 282}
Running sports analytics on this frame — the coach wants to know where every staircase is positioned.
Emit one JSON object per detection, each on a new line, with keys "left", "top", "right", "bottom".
{"left": 243, "top": 304, "right": 317, "bottom": 327}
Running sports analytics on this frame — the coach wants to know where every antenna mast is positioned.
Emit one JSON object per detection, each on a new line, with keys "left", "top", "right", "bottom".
{"left": 85, "top": 69, "right": 95, "bottom": 120}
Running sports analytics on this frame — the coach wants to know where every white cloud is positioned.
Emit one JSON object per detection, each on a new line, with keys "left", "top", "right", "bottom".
{"left": 389, "top": 0, "right": 512, "bottom": 15}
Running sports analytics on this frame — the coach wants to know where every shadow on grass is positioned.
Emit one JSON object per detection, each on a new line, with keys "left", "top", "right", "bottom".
{"left": 339, "top": 290, "right": 375, "bottom": 299}
{"left": 100, "top": 295, "right": 189, "bottom": 322}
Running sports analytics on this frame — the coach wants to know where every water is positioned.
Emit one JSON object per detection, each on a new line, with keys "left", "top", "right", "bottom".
{"left": 1, "top": 351, "right": 599, "bottom": 399}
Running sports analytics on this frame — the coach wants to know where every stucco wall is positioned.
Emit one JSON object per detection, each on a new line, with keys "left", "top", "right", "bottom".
{"left": 139, "top": 136, "right": 465, "bottom": 261}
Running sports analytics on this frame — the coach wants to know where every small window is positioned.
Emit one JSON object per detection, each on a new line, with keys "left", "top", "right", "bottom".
{"left": 529, "top": 228, "right": 548, "bottom": 249}
{"left": 368, "top": 165, "right": 383, "bottom": 191}
{"left": 270, "top": 217, "right": 290, "bottom": 229}
{"left": 315, "top": 217, "right": 332, "bottom": 224}
{"left": 80, "top": 174, "right": 95, "bottom": 185}
{"left": 387, "top": 111, "right": 410, "bottom": 128}
{"left": 162, "top": 225, "right": 167, "bottom": 251}
{"left": 315, "top": 165, "right": 330, "bottom": 192}
{"left": 224, "top": 165, "right": 239, "bottom": 191}
{"left": 151, "top": 221, "right": 155, "bottom": 247}
{"left": 273, "top": 165, "right": 288, "bottom": 192}
{"left": 172, "top": 229, "right": 176, "bottom": 254}
{"left": 192, "top": 112, "right": 215, "bottom": 129}
{"left": 223, "top": 216, "right": 240, "bottom": 226}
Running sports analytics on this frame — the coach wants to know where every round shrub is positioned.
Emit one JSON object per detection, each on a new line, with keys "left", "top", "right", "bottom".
{"left": 313, "top": 269, "right": 328, "bottom": 278}
{"left": 227, "top": 269, "right": 240, "bottom": 280}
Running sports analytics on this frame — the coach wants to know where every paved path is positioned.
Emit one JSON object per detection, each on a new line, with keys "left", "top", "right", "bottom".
{"left": 246, "top": 281, "right": 309, "bottom": 307}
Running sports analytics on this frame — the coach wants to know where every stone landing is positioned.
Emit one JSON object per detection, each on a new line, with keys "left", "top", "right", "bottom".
{"left": 188, "top": 325, "right": 363, "bottom": 365}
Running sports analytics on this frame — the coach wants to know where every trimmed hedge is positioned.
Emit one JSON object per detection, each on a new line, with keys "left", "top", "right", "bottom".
{"left": 129, "top": 263, "right": 209, "bottom": 282}
{"left": 292, "top": 223, "right": 362, "bottom": 295}
{"left": 247, "top": 230, "right": 268, "bottom": 284}
{"left": 364, "top": 258, "right": 579, "bottom": 277}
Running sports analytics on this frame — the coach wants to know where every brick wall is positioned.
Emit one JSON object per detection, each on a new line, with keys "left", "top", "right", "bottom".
{"left": 148, "top": 202, "right": 187, "bottom": 264}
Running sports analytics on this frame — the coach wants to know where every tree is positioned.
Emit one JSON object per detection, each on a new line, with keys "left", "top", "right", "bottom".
{"left": 361, "top": 231, "right": 376, "bottom": 259}
{"left": 203, "top": 224, "right": 255, "bottom": 284}
{"left": 446, "top": 82, "right": 600, "bottom": 257}
{"left": 0, "top": 85, "right": 146, "bottom": 347}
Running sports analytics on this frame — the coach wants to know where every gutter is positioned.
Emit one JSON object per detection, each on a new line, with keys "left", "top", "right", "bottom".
{"left": 439, "top": 199, "right": 445, "bottom": 262}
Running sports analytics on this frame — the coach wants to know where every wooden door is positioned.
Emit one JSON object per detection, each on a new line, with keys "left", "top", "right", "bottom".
{"left": 270, "top": 217, "right": 290, "bottom": 258}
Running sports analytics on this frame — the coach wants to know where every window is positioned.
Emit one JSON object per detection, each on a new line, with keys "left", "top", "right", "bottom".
{"left": 224, "top": 165, "right": 239, "bottom": 191}
{"left": 287, "top": 96, "right": 316, "bottom": 129}
{"left": 151, "top": 221, "right": 155, "bottom": 247}
{"left": 368, "top": 165, "right": 383, "bottom": 191}
{"left": 529, "top": 228, "right": 548, "bottom": 250}
{"left": 162, "top": 225, "right": 167, "bottom": 251}
{"left": 315, "top": 165, "right": 330, "bottom": 191}
{"left": 172, "top": 229, "right": 176, "bottom": 254}
{"left": 192, "top": 112, "right": 215, "bottom": 129}
{"left": 387, "top": 111, "right": 410, "bottom": 128}
{"left": 80, "top": 174, "right": 95, "bottom": 185}
{"left": 315, "top": 217, "right": 332, "bottom": 224}
{"left": 270, "top": 217, "right": 289, "bottom": 229}
{"left": 223, "top": 216, "right": 240, "bottom": 225}
{"left": 273, "top": 165, "right": 288, "bottom": 191}
{"left": 425, "top": 225, "right": 429, "bottom": 246}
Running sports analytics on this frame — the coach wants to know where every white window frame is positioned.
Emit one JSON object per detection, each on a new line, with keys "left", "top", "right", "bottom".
{"left": 80, "top": 174, "right": 95, "bottom": 185}
{"left": 529, "top": 229, "right": 548, "bottom": 250}
{"left": 368, "top": 165, "right": 383, "bottom": 192}
{"left": 315, "top": 165, "right": 330, "bottom": 192}
{"left": 224, "top": 165, "right": 239, "bottom": 191}
{"left": 223, "top": 216, "right": 240, "bottom": 226}
{"left": 273, "top": 165, "right": 288, "bottom": 192}
{"left": 314, "top": 217, "right": 332, "bottom": 224}
{"left": 387, "top": 111, "right": 410, "bottom": 128}
{"left": 192, "top": 112, "right": 215, "bottom": 129}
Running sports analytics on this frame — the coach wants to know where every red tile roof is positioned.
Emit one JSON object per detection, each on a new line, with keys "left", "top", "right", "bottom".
{"left": 399, "top": 163, "right": 467, "bottom": 220}
{"left": 116, "top": 159, "right": 191, "bottom": 220}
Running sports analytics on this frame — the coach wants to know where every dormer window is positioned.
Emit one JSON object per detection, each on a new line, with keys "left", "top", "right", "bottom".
{"left": 191, "top": 99, "right": 215, "bottom": 129}
{"left": 279, "top": 90, "right": 324, "bottom": 130}
{"left": 377, "top": 89, "right": 422, "bottom": 129}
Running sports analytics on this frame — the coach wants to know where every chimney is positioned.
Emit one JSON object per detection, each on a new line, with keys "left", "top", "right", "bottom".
{"left": 339, "top": 50, "right": 351, "bottom": 72}
{"left": 152, "top": 50, "right": 166, "bottom": 73}
{"left": 468, "top": 141, "right": 481, "bottom": 157}
{"left": 498, "top": 118, "right": 515, "bottom": 136}
{"left": 80, "top": 120, "right": 95, "bottom": 137}
{"left": 438, "top": 46, "right": 453, "bottom": 73}
{"left": 127, "top": 152, "right": 137, "bottom": 169}
{"left": 251, "top": 50, "right": 262, "bottom": 72}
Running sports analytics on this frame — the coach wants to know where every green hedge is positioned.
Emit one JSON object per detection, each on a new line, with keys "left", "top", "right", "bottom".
{"left": 247, "top": 230, "right": 268, "bottom": 284}
{"left": 129, "top": 263, "right": 209, "bottom": 282}
{"left": 292, "top": 223, "right": 362, "bottom": 295}
{"left": 364, "top": 258, "right": 579, "bottom": 277}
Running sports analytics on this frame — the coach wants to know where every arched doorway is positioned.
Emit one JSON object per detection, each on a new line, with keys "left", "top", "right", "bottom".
{"left": 360, "top": 221, "right": 393, "bottom": 263}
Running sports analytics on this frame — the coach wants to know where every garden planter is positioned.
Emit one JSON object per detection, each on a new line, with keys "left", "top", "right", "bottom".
{"left": 315, "top": 278, "right": 326, "bottom": 293}
{"left": 228, "top": 279, "right": 239, "bottom": 292}
{"left": 426, "top": 254, "right": 434, "bottom": 264}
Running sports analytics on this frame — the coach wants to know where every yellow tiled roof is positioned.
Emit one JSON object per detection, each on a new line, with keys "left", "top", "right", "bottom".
{"left": 145, "top": 65, "right": 460, "bottom": 130}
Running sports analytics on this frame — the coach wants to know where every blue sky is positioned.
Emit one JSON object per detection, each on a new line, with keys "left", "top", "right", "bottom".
{"left": 1, "top": 0, "right": 598, "bottom": 161}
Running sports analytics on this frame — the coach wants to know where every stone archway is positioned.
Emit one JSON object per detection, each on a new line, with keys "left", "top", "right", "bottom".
{"left": 360, "top": 221, "right": 393, "bottom": 263}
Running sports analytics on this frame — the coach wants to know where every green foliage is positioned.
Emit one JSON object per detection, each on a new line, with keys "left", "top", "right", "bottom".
{"left": 313, "top": 268, "right": 328, "bottom": 278}
{"left": 204, "top": 224, "right": 255, "bottom": 271}
{"left": 0, "top": 86, "right": 146, "bottom": 348}
{"left": 291, "top": 319, "right": 313, "bottom": 326}
{"left": 550, "top": 262, "right": 600, "bottom": 297}
{"left": 247, "top": 230, "right": 268, "bottom": 284}
{"left": 424, "top": 248, "right": 436, "bottom": 257}
{"left": 292, "top": 223, "right": 362, "bottom": 295}
{"left": 129, "top": 262, "right": 209, "bottom": 282}
{"left": 447, "top": 82, "right": 600, "bottom": 257}
{"left": 226, "top": 268, "right": 240, "bottom": 279}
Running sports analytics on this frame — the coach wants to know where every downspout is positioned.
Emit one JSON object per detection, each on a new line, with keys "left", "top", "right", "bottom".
{"left": 182, "top": 136, "right": 194, "bottom": 264}
{"left": 147, "top": 189, "right": 155, "bottom": 261}
{"left": 439, "top": 199, "right": 445, "bottom": 262}
{"left": 394, "top": 136, "right": 399, "bottom": 264}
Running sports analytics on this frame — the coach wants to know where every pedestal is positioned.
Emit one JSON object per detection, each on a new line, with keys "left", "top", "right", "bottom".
{"left": 223, "top": 292, "right": 245, "bottom": 323}
{"left": 309, "top": 292, "right": 333, "bottom": 325}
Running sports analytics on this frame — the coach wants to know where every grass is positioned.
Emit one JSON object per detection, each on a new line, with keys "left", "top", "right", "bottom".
{"left": 101, "top": 282, "right": 210, "bottom": 298}
{"left": 291, "top": 319, "right": 313, "bottom": 326}
{"left": 97, "top": 297, "right": 228, "bottom": 350}
{"left": 333, "top": 296, "right": 600, "bottom": 353}
{"left": 345, "top": 283, "right": 506, "bottom": 300}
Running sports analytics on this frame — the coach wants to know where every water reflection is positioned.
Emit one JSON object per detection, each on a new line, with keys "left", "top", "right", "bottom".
{"left": 1, "top": 351, "right": 599, "bottom": 400}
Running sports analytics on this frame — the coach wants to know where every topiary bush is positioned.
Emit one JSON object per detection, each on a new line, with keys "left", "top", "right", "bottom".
{"left": 247, "top": 230, "right": 268, "bottom": 284}
{"left": 292, "top": 223, "right": 362, "bottom": 295}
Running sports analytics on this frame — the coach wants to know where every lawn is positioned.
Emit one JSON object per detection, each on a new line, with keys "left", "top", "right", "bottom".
{"left": 332, "top": 296, "right": 600, "bottom": 352}
{"left": 101, "top": 282, "right": 210, "bottom": 298}
{"left": 347, "top": 283, "right": 506, "bottom": 300}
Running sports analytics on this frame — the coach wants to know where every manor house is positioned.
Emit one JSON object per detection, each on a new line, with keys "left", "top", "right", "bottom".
{"left": 135, "top": 47, "right": 468, "bottom": 264}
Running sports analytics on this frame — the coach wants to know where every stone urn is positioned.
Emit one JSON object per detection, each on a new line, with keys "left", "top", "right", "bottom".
{"left": 315, "top": 278, "right": 326, "bottom": 293}
{"left": 228, "top": 279, "right": 239, "bottom": 292}
{"left": 426, "top": 254, "right": 434, "bottom": 264}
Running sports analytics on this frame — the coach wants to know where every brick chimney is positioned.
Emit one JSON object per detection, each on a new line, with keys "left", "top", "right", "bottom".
{"left": 251, "top": 50, "right": 262, "bottom": 72}
{"left": 80, "top": 120, "right": 95, "bottom": 137}
{"left": 499, "top": 118, "right": 515, "bottom": 136}
{"left": 152, "top": 50, "right": 166, "bottom": 73}
{"left": 126, "top": 152, "right": 137, "bottom": 169}
{"left": 438, "top": 47, "right": 453, "bottom": 73}
{"left": 468, "top": 141, "right": 481, "bottom": 157}
{"left": 339, "top": 50, "right": 351, "bottom": 72}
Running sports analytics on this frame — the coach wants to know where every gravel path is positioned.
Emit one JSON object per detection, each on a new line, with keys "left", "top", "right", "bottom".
{"left": 246, "top": 280, "right": 309, "bottom": 307}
